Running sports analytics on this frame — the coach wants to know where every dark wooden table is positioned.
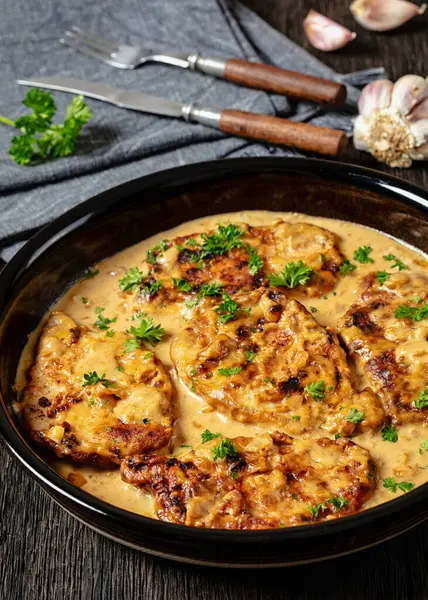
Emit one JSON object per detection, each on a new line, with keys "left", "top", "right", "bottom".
{"left": 2, "top": 2, "right": 428, "bottom": 599}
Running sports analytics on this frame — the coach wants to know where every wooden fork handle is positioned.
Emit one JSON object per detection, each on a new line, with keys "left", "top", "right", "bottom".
{"left": 218, "top": 109, "right": 347, "bottom": 156}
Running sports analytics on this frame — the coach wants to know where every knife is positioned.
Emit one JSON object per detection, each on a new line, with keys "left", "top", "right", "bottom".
{"left": 17, "top": 76, "right": 347, "bottom": 156}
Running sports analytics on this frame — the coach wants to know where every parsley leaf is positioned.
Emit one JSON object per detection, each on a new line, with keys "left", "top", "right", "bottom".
{"left": 140, "top": 280, "right": 162, "bottom": 296}
{"left": 197, "top": 282, "right": 224, "bottom": 297}
{"left": 291, "top": 415, "right": 301, "bottom": 421}
{"left": 327, "top": 495, "right": 349, "bottom": 510}
{"left": 82, "top": 371, "right": 113, "bottom": 388}
{"left": 383, "top": 477, "right": 414, "bottom": 493}
{"left": 381, "top": 423, "right": 398, "bottom": 443}
{"left": 218, "top": 367, "right": 242, "bottom": 376}
{"left": 395, "top": 303, "right": 428, "bottom": 322}
{"left": 309, "top": 306, "right": 318, "bottom": 313}
{"left": 354, "top": 246, "right": 374, "bottom": 264}
{"left": 2, "top": 91, "right": 93, "bottom": 165}
{"left": 246, "top": 244, "right": 263, "bottom": 275}
{"left": 147, "top": 240, "right": 169, "bottom": 265}
{"left": 244, "top": 350, "right": 257, "bottom": 362}
{"left": 93, "top": 307, "right": 117, "bottom": 331}
{"left": 307, "top": 503, "right": 327, "bottom": 519}
{"left": 123, "top": 338, "right": 140, "bottom": 353}
{"left": 200, "top": 223, "right": 244, "bottom": 258}
{"left": 269, "top": 260, "right": 313, "bottom": 289}
{"left": 201, "top": 429, "right": 221, "bottom": 443}
{"left": 346, "top": 408, "right": 365, "bottom": 424}
{"left": 383, "top": 254, "right": 408, "bottom": 271}
{"left": 376, "top": 271, "right": 390, "bottom": 285}
{"left": 172, "top": 278, "right": 192, "bottom": 292}
{"left": 339, "top": 260, "right": 357, "bottom": 276}
{"left": 126, "top": 317, "right": 165, "bottom": 348}
{"left": 305, "top": 380, "right": 325, "bottom": 401}
{"left": 420, "top": 439, "right": 428, "bottom": 454}
{"left": 119, "top": 267, "right": 143, "bottom": 292}
{"left": 414, "top": 385, "right": 428, "bottom": 409}
{"left": 214, "top": 293, "right": 244, "bottom": 324}
{"left": 82, "top": 268, "right": 99, "bottom": 280}
{"left": 212, "top": 438, "right": 240, "bottom": 461}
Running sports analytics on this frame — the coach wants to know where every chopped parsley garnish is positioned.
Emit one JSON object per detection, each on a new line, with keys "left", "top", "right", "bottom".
{"left": 82, "top": 267, "right": 99, "bottom": 280}
{"left": 212, "top": 438, "right": 240, "bottom": 461}
{"left": 269, "top": 260, "right": 313, "bottom": 289}
{"left": 383, "top": 477, "right": 414, "bottom": 493}
{"left": 339, "top": 260, "right": 356, "bottom": 276}
{"left": 395, "top": 303, "right": 428, "bottom": 322}
{"left": 414, "top": 385, "right": 428, "bottom": 409}
{"left": 147, "top": 239, "right": 169, "bottom": 265}
{"left": 93, "top": 307, "right": 117, "bottom": 331}
{"left": 244, "top": 350, "right": 257, "bottom": 362}
{"left": 200, "top": 223, "right": 244, "bottom": 258}
{"left": 141, "top": 418, "right": 150, "bottom": 425}
{"left": 305, "top": 380, "right": 325, "bottom": 401}
{"left": 201, "top": 429, "right": 221, "bottom": 443}
{"left": 106, "top": 330, "right": 115, "bottom": 338}
{"left": 307, "top": 503, "right": 327, "bottom": 519}
{"left": 119, "top": 266, "right": 143, "bottom": 292}
{"left": 291, "top": 415, "right": 301, "bottom": 421}
{"left": 327, "top": 495, "right": 349, "bottom": 510}
{"left": 214, "top": 293, "right": 243, "bottom": 324}
{"left": 354, "top": 246, "right": 374, "bottom": 264}
{"left": 383, "top": 254, "right": 408, "bottom": 271}
{"left": 124, "top": 338, "right": 140, "bottom": 353}
{"left": 144, "top": 352, "right": 154, "bottom": 360}
{"left": 231, "top": 471, "right": 239, "bottom": 479}
{"left": 346, "top": 408, "right": 365, "bottom": 424}
{"left": 2, "top": 90, "right": 93, "bottom": 165}
{"left": 197, "top": 282, "right": 224, "bottom": 297}
{"left": 81, "top": 297, "right": 88, "bottom": 305}
{"left": 381, "top": 423, "right": 398, "bottom": 443}
{"left": 320, "top": 253, "right": 327, "bottom": 264}
{"left": 420, "top": 439, "right": 428, "bottom": 454}
{"left": 179, "top": 444, "right": 193, "bottom": 449}
{"left": 140, "top": 280, "right": 162, "bottom": 296}
{"left": 172, "top": 278, "right": 192, "bottom": 292}
{"left": 334, "top": 433, "right": 342, "bottom": 440}
{"left": 309, "top": 306, "right": 318, "bottom": 313}
{"left": 125, "top": 316, "right": 165, "bottom": 349}
{"left": 263, "top": 377, "right": 275, "bottom": 385}
{"left": 375, "top": 271, "right": 391, "bottom": 286}
{"left": 116, "top": 365, "right": 125, "bottom": 372}
{"left": 246, "top": 245, "right": 263, "bottom": 274}
{"left": 218, "top": 367, "right": 242, "bottom": 376}
{"left": 82, "top": 371, "right": 113, "bottom": 388}
{"left": 87, "top": 397, "right": 96, "bottom": 407}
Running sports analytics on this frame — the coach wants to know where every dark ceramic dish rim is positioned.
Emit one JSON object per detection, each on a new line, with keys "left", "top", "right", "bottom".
{"left": 1, "top": 156, "right": 428, "bottom": 545}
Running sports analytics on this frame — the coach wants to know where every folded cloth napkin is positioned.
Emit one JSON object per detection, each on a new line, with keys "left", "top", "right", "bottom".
{"left": 0, "top": 0, "right": 385, "bottom": 261}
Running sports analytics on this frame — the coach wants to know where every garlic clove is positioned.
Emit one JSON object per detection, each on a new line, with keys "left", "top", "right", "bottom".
{"left": 350, "top": 0, "right": 427, "bottom": 32}
{"left": 408, "top": 97, "right": 428, "bottom": 121}
{"left": 353, "top": 115, "right": 372, "bottom": 151}
{"left": 303, "top": 9, "right": 356, "bottom": 51}
{"left": 410, "top": 118, "right": 428, "bottom": 146}
{"left": 390, "top": 75, "right": 428, "bottom": 116}
{"left": 358, "top": 79, "right": 393, "bottom": 117}
{"left": 410, "top": 142, "right": 428, "bottom": 159}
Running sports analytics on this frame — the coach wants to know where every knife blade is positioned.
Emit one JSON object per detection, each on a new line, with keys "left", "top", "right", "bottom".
{"left": 16, "top": 76, "right": 348, "bottom": 157}
{"left": 17, "top": 76, "right": 185, "bottom": 118}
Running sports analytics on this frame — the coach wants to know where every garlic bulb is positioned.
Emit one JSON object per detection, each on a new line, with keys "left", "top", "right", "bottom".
{"left": 354, "top": 75, "right": 428, "bottom": 168}
{"left": 350, "top": 0, "right": 426, "bottom": 32}
{"left": 303, "top": 10, "right": 356, "bottom": 51}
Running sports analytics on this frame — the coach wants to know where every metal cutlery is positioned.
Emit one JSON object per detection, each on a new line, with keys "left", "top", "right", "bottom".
{"left": 61, "top": 26, "right": 346, "bottom": 107}
{"left": 17, "top": 76, "right": 347, "bottom": 156}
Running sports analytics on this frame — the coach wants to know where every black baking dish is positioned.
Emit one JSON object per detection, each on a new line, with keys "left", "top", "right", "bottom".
{"left": 1, "top": 157, "right": 428, "bottom": 567}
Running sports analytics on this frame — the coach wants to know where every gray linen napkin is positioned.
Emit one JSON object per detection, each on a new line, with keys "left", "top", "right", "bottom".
{"left": 0, "top": 0, "right": 384, "bottom": 260}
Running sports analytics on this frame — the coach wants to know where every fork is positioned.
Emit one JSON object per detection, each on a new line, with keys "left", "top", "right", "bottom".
{"left": 61, "top": 26, "right": 346, "bottom": 107}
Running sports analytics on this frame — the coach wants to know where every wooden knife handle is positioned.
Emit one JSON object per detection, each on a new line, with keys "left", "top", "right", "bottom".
{"left": 223, "top": 59, "right": 347, "bottom": 107}
{"left": 218, "top": 109, "right": 348, "bottom": 156}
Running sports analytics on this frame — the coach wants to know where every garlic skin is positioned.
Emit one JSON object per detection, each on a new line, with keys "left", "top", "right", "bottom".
{"left": 353, "top": 75, "right": 428, "bottom": 168}
{"left": 303, "top": 10, "right": 356, "bottom": 51}
{"left": 350, "top": 0, "right": 426, "bottom": 32}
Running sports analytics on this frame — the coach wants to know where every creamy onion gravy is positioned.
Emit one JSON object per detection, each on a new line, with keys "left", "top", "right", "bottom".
{"left": 16, "top": 211, "right": 428, "bottom": 518}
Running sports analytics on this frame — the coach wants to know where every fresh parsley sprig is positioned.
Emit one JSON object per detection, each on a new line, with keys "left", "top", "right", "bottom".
{"left": 269, "top": 260, "right": 313, "bottom": 289}
{"left": 246, "top": 245, "right": 263, "bottom": 275}
{"left": 214, "top": 293, "right": 244, "bottom": 324}
{"left": 414, "top": 385, "right": 428, "bottom": 409}
{"left": 395, "top": 303, "right": 428, "bottom": 322}
{"left": 339, "top": 260, "right": 356, "bottom": 276}
{"left": 1, "top": 90, "right": 93, "bottom": 165}
{"left": 124, "top": 316, "right": 165, "bottom": 352}
{"left": 212, "top": 438, "right": 240, "bottom": 461}
{"left": 376, "top": 271, "right": 390, "bottom": 285}
{"left": 305, "top": 380, "right": 325, "bottom": 401}
{"left": 383, "top": 254, "right": 408, "bottom": 271}
{"left": 93, "top": 307, "right": 117, "bottom": 331}
{"left": 381, "top": 423, "right": 398, "bottom": 443}
{"left": 119, "top": 267, "right": 144, "bottom": 292}
{"left": 82, "top": 371, "right": 114, "bottom": 388}
{"left": 200, "top": 223, "right": 244, "bottom": 258}
{"left": 354, "top": 246, "right": 374, "bottom": 264}
{"left": 383, "top": 477, "right": 414, "bottom": 493}
{"left": 346, "top": 408, "right": 365, "bottom": 424}
{"left": 201, "top": 429, "right": 221, "bottom": 443}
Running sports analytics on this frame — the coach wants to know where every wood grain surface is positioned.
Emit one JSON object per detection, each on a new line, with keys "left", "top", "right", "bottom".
{"left": 2, "top": 2, "right": 428, "bottom": 599}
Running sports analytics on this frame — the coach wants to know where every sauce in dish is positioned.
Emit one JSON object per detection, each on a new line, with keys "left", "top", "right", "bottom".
{"left": 15, "top": 211, "right": 428, "bottom": 529}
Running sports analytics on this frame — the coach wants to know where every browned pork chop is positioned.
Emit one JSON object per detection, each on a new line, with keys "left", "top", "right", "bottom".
{"left": 121, "top": 432, "right": 377, "bottom": 529}
{"left": 20, "top": 311, "right": 174, "bottom": 465}
{"left": 340, "top": 271, "right": 428, "bottom": 424}
{"left": 171, "top": 288, "right": 384, "bottom": 435}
